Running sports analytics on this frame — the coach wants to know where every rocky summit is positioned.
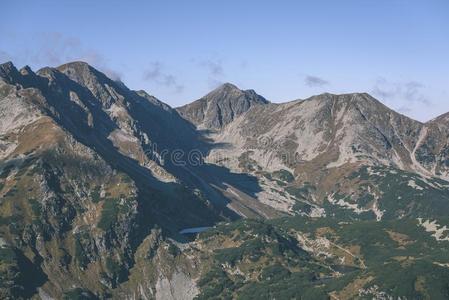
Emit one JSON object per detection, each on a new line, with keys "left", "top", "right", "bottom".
{"left": 1, "top": 61, "right": 449, "bottom": 299}
{"left": 177, "top": 82, "right": 269, "bottom": 130}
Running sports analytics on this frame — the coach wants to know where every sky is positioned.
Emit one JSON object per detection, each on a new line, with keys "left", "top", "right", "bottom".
{"left": 1, "top": 0, "right": 448, "bottom": 122}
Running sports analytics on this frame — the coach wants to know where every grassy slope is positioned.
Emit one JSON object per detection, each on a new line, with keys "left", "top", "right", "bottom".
{"left": 193, "top": 217, "right": 449, "bottom": 299}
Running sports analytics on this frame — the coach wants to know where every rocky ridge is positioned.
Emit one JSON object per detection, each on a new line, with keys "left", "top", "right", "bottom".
{"left": 1, "top": 60, "right": 449, "bottom": 299}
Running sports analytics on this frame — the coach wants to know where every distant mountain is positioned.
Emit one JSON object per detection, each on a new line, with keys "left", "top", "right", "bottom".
{"left": 176, "top": 82, "right": 269, "bottom": 129}
{"left": 193, "top": 91, "right": 449, "bottom": 218}
{"left": 1, "top": 61, "right": 449, "bottom": 299}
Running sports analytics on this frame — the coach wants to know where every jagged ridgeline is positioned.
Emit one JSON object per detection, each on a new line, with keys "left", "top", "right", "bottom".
{"left": 1, "top": 61, "right": 449, "bottom": 299}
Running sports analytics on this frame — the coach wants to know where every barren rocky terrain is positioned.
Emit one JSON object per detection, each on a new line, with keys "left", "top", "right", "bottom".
{"left": 1, "top": 61, "right": 449, "bottom": 299}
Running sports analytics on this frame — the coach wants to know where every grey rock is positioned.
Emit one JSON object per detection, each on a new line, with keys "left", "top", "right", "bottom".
{"left": 177, "top": 82, "right": 269, "bottom": 129}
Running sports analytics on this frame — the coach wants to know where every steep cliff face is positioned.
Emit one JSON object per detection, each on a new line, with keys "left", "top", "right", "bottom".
{"left": 176, "top": 83, "right": 269, "bottom": 129}
{"left": 205, "top": 92, "right": 424, "bottom": 173}
{"left": 2, "top": 60, "right": 449, "bottom": 299}
{"left": 189, "top": 92, "right": 449, "bottom": 220}
{"left": 0, "top": 76, "right": 139, "bottom": 297}
{"left": 0, "top": 62, "right": 225, "bottom": 299}
{"left": 411, "top": 112, "right": 449, "bottom": 179}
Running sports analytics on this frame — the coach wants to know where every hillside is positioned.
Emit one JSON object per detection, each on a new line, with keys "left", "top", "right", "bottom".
{"left": 1, "top": 61, "right": 449, "bottom": 299}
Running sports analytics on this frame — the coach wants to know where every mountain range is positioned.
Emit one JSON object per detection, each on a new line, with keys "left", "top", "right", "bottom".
{"left": 1, "top": 61, "right": 449, "bottom": 299}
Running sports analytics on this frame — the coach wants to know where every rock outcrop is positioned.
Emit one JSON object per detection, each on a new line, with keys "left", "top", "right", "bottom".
{"left": 176, "top": 83, "right": 269, "bottom": 129}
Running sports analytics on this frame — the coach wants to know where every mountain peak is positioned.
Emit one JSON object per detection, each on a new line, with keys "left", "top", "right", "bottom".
{"left": 177, "top": 84, "right": 269, "bottom": 129}
{"left": 56, "top": 61, "right": 97, "bottom": 79}
{"left": 304, "top": 92, "right": 398, "bottom": 117}
{"left": 428, "top": 111, "right": 449, "bottom": 126}
{"left": 0, "top": 61, "right": 21, "bottom": 83}
{"left": 0, "top": 61, "right": 15, "bottom": 70}
{"left": 55, "top": 61, "right": 125, "bottom": 106}
{"left": 215, "top": 82, "right": 240, "bottom": 91}
{"left": 57, "top": 60, "right": 91, "bottom": 69}
{"left": 204, "top": 82, "right": 244, "bottom": 99}
{"left": 19, "top": 65, "right": 34, "bottom": 76}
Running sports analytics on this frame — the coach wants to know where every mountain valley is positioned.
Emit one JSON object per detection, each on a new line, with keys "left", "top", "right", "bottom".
{"left": 1, "top": 61, "right": 449, "bottom": 299}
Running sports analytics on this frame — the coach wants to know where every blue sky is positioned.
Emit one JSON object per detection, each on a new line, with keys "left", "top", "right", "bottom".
{"left": 1, "top": 0, "right": 448, "bottom": 121}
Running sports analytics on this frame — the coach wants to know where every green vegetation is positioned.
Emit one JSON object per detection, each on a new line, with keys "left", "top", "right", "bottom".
{"left": 105, "top": 256, "right": 121, "bottom": 275}
{"left": 0, "top": 165, "right": 14, "bottom": 179}
{"left": 91, "top": 186, "right": 101, "bottom": 203}
{"left": 0, "top": 247, "right": 47, "bottom": 299}
{"left": 97, "top": 199, "right": 120, "bottom": 230}
{"left": 74, "top": 235, "right": 89, "bottom": 268}
{"left": 28, "top": 198, "right": 41, "bottom": 217}
{"left": 196, "top": 219, "right": 334, "bottom": 299}
{"left": 238, "top": 151, "right": 261, "bottom": 172}
{"left": 196, "top": 216, "right": 449, "bottom": 299}
{"left": 263, "top": 169, "right": 295, "bottom": 187}
{"left": 196, "top": 267, "right": 237, "bottom": 299}
{"left": 271, "top": 169, "right": 295, "bottom": 183}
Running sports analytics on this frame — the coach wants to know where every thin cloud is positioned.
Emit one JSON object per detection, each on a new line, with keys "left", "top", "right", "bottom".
{"left": 195, "top": 58, "right": 226, "bottom": 89}
{"left": 404, "top": 81, "right": 428, "bottom": 104}
{"left": 1, "top": 32, "right": 122, "bottom": 81}
{"left": 208, "top": 78, "right": 224, "bottom": 89}
{"left": 143, "top": 62, "right": 163, "bottom": 80}
{"left": 304, "top": 75, "right": 329, "bottom": 87}
{"left": 239, "top": 60, "right": 248, "bottom": 69}
{"left": 0, "top": 50, "right": 13, "bottom": 62}
{"left": 397, "top": 105, "right": 413, "bottom": 115}
{"left": 143, "top": 62, "right": 184, "bottom": 93}
{"left": 200, "top": 59, "right": 224, "bottom": 76}
{"left": 372, "top": 77, "right": 429, "bottom": 105}
{"left": 29, "top": 32, "right": 81, "bottom": 66}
